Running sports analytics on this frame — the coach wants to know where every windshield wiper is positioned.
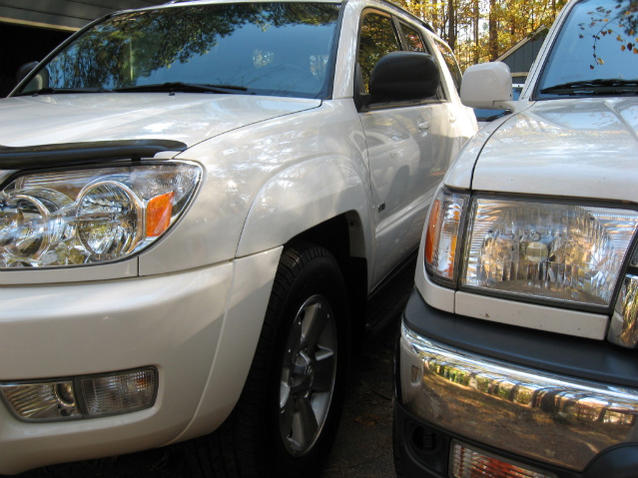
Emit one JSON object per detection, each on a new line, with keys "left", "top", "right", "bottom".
{"left": 15, "top": 87, "right": 112, "bottom": 96}
{"left": 540, "top": 79, "right": 638, "bottom": 95}
{"left": 113, "top": 82, "right": 248, "bottom": 94}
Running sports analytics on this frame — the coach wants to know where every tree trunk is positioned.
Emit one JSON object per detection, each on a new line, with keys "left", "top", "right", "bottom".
{"left": 489, "top": 0, "right": 498, "bottom": 60}
{"left": 473, "top": 0, "right": 480, "bottom": 63}
{"left": 447, "top": 0, "right": 456, "bottom": 50}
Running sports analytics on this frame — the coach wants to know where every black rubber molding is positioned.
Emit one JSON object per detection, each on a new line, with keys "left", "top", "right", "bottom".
{"left": 0, "top": 139, "right": 188, "bottom": 169}
{"left": 403, "top": 289, "right": 638, "bottom": 388}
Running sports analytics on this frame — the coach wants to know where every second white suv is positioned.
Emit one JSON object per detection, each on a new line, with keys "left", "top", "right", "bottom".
{"left": 395, "top": 0, "right": 638, "bottom": 476}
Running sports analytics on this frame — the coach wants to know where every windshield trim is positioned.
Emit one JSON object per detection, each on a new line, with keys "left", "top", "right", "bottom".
{"left": 323, "top": 0, "right": 346, "bottom": 99}
{"left": 10, "top": 1, "right": 345, "bottom": 101}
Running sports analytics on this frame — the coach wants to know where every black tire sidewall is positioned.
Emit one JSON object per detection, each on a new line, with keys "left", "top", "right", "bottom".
{"left": 266, "top": 246, "right": 349, "bottom": 477}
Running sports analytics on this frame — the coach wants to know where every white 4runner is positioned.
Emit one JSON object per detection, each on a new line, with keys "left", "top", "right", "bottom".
{"left": 0, "top": 0, "right": 475, "bottom": 475}
{"left": 395, "top": 0, "right": 638, "bottom": 477}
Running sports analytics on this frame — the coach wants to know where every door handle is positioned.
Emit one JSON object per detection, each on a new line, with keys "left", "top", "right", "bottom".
{"left": 418, "top": 121, "right": 430, "bottom": 131}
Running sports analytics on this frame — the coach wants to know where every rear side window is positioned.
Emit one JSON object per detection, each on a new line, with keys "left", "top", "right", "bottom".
{"left": 399, "top": 23, "right": 426, "bottom": 52}
{"left": 433, "top": 37, "right": 462, "bottom": 92}
{"left": 357, "top": 12, "right": 401, "bottom": 94}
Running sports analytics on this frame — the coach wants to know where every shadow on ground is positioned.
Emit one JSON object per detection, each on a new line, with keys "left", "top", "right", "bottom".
{"left": 320, "top": 320, "right": 399, "bottom": 478}
{"left": 320, "top": 256, "right": 413, "bottom": 478}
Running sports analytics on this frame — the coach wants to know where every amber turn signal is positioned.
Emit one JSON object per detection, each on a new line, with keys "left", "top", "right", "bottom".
{"left": 146, "top": 191, "right": 174, "bottom": 237}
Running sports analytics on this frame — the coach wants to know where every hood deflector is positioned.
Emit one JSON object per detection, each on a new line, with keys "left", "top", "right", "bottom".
{"left": 0, "top": 139, "right": 188, "bottom": 169}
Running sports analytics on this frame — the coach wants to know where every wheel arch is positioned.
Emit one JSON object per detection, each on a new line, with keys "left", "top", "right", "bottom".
{"left": 235, "top": 156, "right": 373, "bottom": 260}
{"left": 288, "top": 214, "right": 368, "bottom": 344}
{"left": 235, "top": 157, "right": 373, "bottom": 329}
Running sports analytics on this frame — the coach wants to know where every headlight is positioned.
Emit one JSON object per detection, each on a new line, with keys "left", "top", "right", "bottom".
{"left": 425, "top": 190, "right": 638, "bottom": 309}
{"left": 0, "top": 162, "right": 201, "bottom": 268}
{"left": 424, "top": 187, "right": 468, "bottom": 284}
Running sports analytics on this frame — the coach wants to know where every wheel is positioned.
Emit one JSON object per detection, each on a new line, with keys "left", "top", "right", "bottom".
{"left": 185, "top": 242, "right": 349, "bottom": 478}
{"left": 279, "top": 293, "right": 339, "bottom": 457}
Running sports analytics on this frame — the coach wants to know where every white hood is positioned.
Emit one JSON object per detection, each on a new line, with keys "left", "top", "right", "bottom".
{"left": 471, "top": 97, "right": 638, "bottom": 203}
{"left": 0, "top": 93, "right": 321, "bottom": 149}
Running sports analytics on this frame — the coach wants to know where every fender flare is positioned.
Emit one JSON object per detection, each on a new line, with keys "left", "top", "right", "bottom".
{"left": 236, "top": 155, "right": 373, "bottom": 260}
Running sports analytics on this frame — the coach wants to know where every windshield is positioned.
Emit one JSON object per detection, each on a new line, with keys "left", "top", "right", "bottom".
{"left": 536, "top": 0, "right": 638, "bottom": 97}
{"left": 16, "top": 2, "right": 341, "bottom": 99}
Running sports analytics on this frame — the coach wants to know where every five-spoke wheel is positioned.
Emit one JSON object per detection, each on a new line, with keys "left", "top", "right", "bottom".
{"left": 279, "top": 295, "right": 338, "bottom": 456}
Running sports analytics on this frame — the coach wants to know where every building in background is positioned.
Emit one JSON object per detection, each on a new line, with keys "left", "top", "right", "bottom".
{"left": 0, "top": 0, "right": 156, "bottom": 96}
{"left": 496, "top": 27, "right": 548, "bottom": 86}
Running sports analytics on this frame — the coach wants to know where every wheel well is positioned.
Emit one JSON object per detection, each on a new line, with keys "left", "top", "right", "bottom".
{"left": 288, "top": 213, "right": 368, "bottom": 343}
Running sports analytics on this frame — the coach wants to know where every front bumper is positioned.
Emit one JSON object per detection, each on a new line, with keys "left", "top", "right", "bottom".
{"left": 0, "top": 247, "right": 281, "bottom": 474}
{"left": 396, "top": 291, "right": 638, "bottom": 477}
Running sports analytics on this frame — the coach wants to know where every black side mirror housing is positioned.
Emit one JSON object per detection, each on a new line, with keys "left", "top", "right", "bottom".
{"left": 16, "top": 61, "right": 39, "bottom": 85}
{"left": 370, "top": 51, "right": 439, "bottom": 104}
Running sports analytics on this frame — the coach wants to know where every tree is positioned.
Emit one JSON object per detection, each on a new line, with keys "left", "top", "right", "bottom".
{"left": 489, "top": 0, "right": 499, "bottom": 60}
{"left": 392, "top": 0, "right": 566, "bottom": 69}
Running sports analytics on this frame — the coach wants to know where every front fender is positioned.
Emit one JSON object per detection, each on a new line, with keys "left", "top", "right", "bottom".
{"left": 138, "top": 99, "right": 368, "bottom": 276}
{"left": 236, "top": 156, "right": 373, "bottom": 259}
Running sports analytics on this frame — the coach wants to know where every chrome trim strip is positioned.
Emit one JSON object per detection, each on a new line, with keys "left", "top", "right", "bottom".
{"left": 399, "top": 324, "right": 638, "bottom": 471}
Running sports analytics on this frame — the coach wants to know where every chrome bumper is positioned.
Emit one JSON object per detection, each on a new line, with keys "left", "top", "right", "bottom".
{"left": 399, "top": 323, "right": 638, "bottom": 472}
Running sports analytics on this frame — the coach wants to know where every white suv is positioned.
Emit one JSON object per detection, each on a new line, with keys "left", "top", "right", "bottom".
{"left": 0, "top": 0, "right": 475, "bottom": 475}
{"left": 395, "top": 0, "right": 638, "bottom": 477}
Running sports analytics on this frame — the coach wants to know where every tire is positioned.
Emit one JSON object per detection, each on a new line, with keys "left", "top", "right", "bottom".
{"left": 185, "top": 242, "right": 350, "bottom": 478}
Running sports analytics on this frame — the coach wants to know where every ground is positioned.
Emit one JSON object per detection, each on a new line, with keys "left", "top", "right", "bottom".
{"left": 320, "top": 319, "right": 398, "bottom": 478}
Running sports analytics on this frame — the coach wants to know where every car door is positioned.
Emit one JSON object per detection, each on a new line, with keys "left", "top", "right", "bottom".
{"left": 357, "top": 11, "right": 450, "bottom": 287}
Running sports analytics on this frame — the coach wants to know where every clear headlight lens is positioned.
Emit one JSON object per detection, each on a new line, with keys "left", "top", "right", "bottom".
{"left": 76, "top": 180, "right": 145, "bottom": 260}
{"left": 0, "top": 163, "right": 201, "bottom": 268}
{"left": 462, "top": 198, "right": 638, "bottom": 307}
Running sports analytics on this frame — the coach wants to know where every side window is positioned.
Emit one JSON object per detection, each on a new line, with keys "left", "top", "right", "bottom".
{"left": 399, "top": 23, "right": 426, "bottom": 53}
{"left": 357, "top": 12, "right": 401, "bottom": 94}
{"left": 433, "top": 38, "right": 462, "bottom": 92}
{"left": 401, "top": 23, "right": 445, "bottom": 100}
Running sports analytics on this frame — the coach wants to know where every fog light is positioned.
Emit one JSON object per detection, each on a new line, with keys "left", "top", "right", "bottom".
{"left": 79, "top": 367, "right": 158, "bottom": 417}
{"left": 450, "top": 441, "right": 554, "bottom": 478}
{"left": 0, "top": 380, "right": 80, "bottom": 421}
{"left": 0, "top": 367, "right": 157, "bottom": 422}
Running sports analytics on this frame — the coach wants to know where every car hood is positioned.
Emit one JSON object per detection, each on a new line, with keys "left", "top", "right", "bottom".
{"left": 471, "top": 97, "right": 638, "bottom": 203}
{"left": 0, "top": 93, "right": 321, "bottom": 150}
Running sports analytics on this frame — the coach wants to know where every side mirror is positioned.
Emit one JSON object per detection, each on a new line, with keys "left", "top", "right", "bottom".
{"left": 15, "top": 61, "right": 39, "bottom": 84}
{"left": 370, "top": 51, "right": 439, "bottom": 103}
{"left": 461, "top": 61, "right": 512, "bottom": 109}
